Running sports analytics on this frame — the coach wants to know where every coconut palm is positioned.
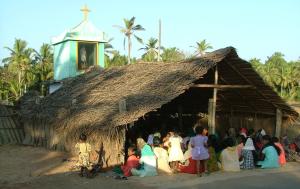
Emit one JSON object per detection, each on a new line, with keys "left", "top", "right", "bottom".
{"left": 2, "top": 39, "right": 34, "bottom": 97}
{"left": 161, "top": 47, "right": 185, "bottom": 62}
{"left": 191, "top": 40, "right": 213, "bottom": 57}
{"left": 114, "top": 17, "right": 145, "bottom": 64}
{"left": 34, "top": 43, "right": 54, "bottom": 96}
{"left": 139, "top": 38, "right": 160, "bottom": 61}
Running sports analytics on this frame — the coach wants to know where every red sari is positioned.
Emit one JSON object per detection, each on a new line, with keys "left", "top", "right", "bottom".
{"left": 121, "top": 155, "right": 140, "bottom": 177}
{"left": 179, "top": 157, "right": 205, "bottom": 174}
{"left": 275, "top": 142, "right": 286, "bottom": 166}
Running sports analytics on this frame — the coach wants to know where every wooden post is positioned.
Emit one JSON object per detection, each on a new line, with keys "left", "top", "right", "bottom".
{"left": 178, "top": 105, "right": 183, "bottom": 131}
{"left": 208, "top": 99, "right": 213, "bottom": 133}
{"left": 275, "top": 108, "right": 282, "bottom": 137}
{"left": 211, "top": 66, "right": 218, "bottom": 134}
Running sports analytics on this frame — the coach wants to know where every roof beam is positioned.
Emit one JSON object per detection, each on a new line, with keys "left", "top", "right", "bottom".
{"left": 192, "top": 84, "right": 255, "bottom": 89}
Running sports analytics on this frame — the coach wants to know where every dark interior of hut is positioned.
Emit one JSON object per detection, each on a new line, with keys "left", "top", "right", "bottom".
{"left": 125, "top": 69, "right": 215, "bottom": 152}
{"left": 125, "top": 62, "right": 277, "bottom": 156}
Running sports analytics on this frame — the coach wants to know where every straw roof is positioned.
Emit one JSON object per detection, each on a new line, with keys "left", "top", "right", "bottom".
{"left": 20, "top": 47, "right": 298, "bottom": 135}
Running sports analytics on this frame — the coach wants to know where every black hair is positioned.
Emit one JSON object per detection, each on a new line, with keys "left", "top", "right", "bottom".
{"left": 237, "top": 135, "right": 246, "bottom": 145}
{"left": 248, "top": 128, "right": 255, "bottom": 136}
{"left": 271, "top": 137, "right": 279, "bottom": 143}
{"left": 225, "top": 137, "right": 235, "bottom": 148}
{"left": 79, "top": 133, "right": 87, "bottom": 141}
{"left": 262, "top": 135, "right": 281, "bottom": 155}
{"left": 208, "top": 134, "right": 217, "bottom": 148}
{"left": 153, "top": 136, "right": 161, "bottom": 147}
{"left": 195, "top": 126, "right": 204, "bottom": 135}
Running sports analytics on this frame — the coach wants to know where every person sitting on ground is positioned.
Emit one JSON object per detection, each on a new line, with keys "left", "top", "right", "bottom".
{"left": 147, "top": 133, "right": 154, "bottom": 146}
{"left": 75, "top": 133, "right": 92, "bottom": 177}
{"left": 153, "top": 131, "right": 161, "bottom": 139}
{"left": 236, "top": 135, "right": 246, "bottom": 159}
{"left": 152, "top": 136, "right": 172, "bottom": 174}
{"left": 220, "top": 137, "right": 240, "bottom": 172}
{"left": 207, "top": 134, "right": 219, "bottom": 172}
{"left": 257, "top": 135, "right": 280, "bottom": 169}
{"left": 240, "top": 137, "right": 255, "bottom": 169}
{"left": 179, "top": 141, "right": 199, "bottom": 174}
{"left": 162, "top": 132, "right": 171, "bottom": 150}
{"left": 190, "top": 126, "right": 210, "bottom": 176}
{"left": 272, "top": 137, "right": 286, "bottom": 166}
{"left": 131, "top": 138, "right": 157, "bottom": 177}
{"left": 121, "top": 147, "right": 140, "bottom": 177}
{"left": 168, "top": 131, "right": 184, "bottom": 172}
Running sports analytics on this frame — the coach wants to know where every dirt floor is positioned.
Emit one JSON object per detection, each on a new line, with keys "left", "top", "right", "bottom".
{"left": 1, "top": 145, "right": 300, "bottom": 189}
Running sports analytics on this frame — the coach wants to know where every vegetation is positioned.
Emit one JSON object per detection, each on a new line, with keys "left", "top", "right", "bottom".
{"left": 250, "top": 53, "right": 300, "bottom": 101}
{"left": 1, "top": 39, "right": 53, "bottom": 102}
{"left": 140, "top": 37, "right": 160, "bottom": 62}
{"left": 1, "top": 17, "right": 299, "bottom": 103}
{"left": 114, "top": 17, "right": 145, "bottom": 64}
{"left": 191, "top": 39, "right": 213, "bottom": 56}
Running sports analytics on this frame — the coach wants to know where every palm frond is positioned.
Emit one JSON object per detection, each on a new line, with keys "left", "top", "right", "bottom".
{"left": 132, "top": 24, "right": 145, "bottom": 31}
{"left": 134, "top": 35, "right": 143, "bottom": 44}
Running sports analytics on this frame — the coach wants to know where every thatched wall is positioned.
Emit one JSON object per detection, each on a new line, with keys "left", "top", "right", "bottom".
{"left": 22, "top": 118, "right": 126, "bottom": 167}
{"left": 0, "top": 105, "right": 24, "bottom": 144}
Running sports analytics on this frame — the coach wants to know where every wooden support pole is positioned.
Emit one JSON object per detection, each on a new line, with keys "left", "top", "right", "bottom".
{"left": 192, "top": 84, "right": 255, "bottom": 89}
{"left": 211, "top": 66, "right": 218, "bottom": 134}
{"left": 178, "top": 105, "right": 183, "bottom": 132}
{"left": 275, "top": 108, "right": 282, "bottom": 137}
{"left": 208, "top": 99, "right": 213, "bottom": 134}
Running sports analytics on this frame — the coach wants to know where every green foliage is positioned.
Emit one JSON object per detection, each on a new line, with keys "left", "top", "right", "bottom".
{"left": 250, "top": 53, "right": 300, "bottom": 101}
{"left": 1, "top": 39, "right": 54, "bottom": 102}
{"left": 105, "top": 51, "right": 128, "bottom": 68}
{"left": 161, "top": 47, "right": 185, "bottom": 62}
{"left": 140, "top": 37, "right": 160, "bottom": 62}
{"left": 114, "top": 16, "right": 145, "bottom": 64}
{"left": 191, "top": 39, "right": 213, "bottom": 56}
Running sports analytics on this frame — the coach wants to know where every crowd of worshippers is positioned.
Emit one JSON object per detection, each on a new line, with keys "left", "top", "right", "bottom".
{"left": 74, "top": 126, "right": 300, "bottom": 178}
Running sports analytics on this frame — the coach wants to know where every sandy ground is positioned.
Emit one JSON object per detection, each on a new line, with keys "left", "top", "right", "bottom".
{"left": 1, "top": 145, "right": 300, "bottom": 189}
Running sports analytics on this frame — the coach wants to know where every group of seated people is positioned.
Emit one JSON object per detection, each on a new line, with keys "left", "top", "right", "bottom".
{"left": 117, "top": 126, "right": 297, "bottom": 178}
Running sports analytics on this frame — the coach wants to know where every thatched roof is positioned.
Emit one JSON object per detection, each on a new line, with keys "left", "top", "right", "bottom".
{"left": 20, "top": 47, "right": 298, "bottom": 134}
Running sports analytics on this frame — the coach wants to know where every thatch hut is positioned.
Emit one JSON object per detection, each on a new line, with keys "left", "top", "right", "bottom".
{"left": 19, "top": 47, "right": 298, "bottom": 167}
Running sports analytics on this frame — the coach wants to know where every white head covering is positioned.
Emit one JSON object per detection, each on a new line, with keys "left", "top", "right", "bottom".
{"left": 260, "top": 129, "right": 266, "bottom": 136}
{"left": 243, "top": 138, "right": 255, "bottom": 151}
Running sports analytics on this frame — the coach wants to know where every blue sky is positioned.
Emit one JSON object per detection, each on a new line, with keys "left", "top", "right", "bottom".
{"left": 0, "top": 0, "right": 299, "bottom": 64}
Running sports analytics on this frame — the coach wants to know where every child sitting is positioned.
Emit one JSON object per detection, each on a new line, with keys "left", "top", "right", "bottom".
{"left": 121, "top": 147, "right": 140, "bottom": 177}
{"left": 207, "top": 135, "right": 219, "bottom": 172}
{"left": 240, "top": 137, "right": 255, "bottom": 169}
{"left": 220, "top": 137, "right": 240, "bottom": 172}
{"left": 257, "top": 135, "right": 280, "bottom": 169}
{"left": 272, "top": 137, "right": 286, "bottom": 166}
{"left": 75, "top": 133, "right": 92, "bottom": 177}
{"left": 152, "top": 136, "right": 172, "bottom": 174}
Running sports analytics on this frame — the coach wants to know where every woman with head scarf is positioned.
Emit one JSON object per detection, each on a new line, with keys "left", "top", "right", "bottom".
{"left": 240, "top": 137, "right": 255, "bottom": 169}
{"left": 131, "top": 138, "right": 158, "bottom": 177}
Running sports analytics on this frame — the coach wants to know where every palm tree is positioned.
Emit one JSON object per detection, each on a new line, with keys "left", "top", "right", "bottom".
{"left": 114, "top": 17, "right": 145, "bottom": 64}
{"left": 2, "top": 39, "right": 34, "bottom": 97}
{"left": 34, "top": 43, "right": 53, "bottom": 96}
{"left": 161, "top": 47, "right": 185, "bottom": 62}
{"left": 191, "top": 40, "right": 213, "bottom": 57}
{"left": 139, "top": 38, "right": 160, "bottom": 61}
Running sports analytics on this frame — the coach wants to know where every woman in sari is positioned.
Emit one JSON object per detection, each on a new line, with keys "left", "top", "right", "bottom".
{"left": 131, "top": 138, "right": 158, "bottom": 177}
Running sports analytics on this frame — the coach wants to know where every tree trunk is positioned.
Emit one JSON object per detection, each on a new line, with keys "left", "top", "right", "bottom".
{"left": 128, "top": 36, "right": 131, "bottom": 64}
